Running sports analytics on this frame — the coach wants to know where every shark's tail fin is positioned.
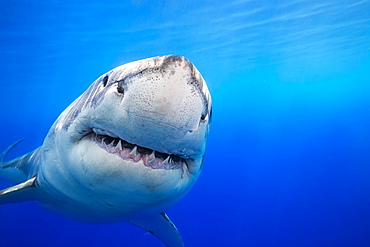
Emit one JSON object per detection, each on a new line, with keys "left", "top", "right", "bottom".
{"left": 0, "top": 140, "right": 38, "bottom": 184}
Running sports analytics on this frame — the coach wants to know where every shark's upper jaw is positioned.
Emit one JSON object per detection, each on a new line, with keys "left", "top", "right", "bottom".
{"left": 87, "top": 127, "right": 189, "bottom": 170}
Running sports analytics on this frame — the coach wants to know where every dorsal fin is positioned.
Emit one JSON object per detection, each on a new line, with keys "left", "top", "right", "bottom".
{"left": 0, "top": 175, "right": 38, "bottom": 204}
{"left": 129, "top": 212, "right": 184, "bottom": 247}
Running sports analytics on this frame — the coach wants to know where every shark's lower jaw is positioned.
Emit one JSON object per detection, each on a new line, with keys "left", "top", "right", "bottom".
{"left": 89, "top": 128, "right": 188, "bottom": 170}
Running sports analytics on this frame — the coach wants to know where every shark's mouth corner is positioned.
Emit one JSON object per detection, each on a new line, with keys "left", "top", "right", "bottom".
{"left": 88, "top": 128, "right": 189, "bottom": 170}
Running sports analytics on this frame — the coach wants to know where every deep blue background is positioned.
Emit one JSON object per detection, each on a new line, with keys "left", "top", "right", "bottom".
{"left": 1, "top": 1, "right": 370, "bottom": 246}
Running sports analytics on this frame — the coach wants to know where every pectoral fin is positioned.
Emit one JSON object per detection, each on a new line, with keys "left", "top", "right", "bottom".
{"left": 129, "top": 212, "right": 184, "bottom": 247}
{"left": 0, "top": 175, "right": 38, "bottom": 204}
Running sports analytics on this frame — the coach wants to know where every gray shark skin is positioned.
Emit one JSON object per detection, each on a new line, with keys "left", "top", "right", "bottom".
{"left": 0, "top": 55, "right": 212, "bottom": 247}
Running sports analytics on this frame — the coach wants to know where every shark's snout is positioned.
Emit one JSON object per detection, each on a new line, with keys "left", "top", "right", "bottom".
{"left": 117, "top": 55, "right": 209, "bottom": 132}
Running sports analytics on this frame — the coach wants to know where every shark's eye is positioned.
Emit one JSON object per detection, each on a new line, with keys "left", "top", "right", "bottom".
{"left": 117, "top": 85, "right": 125, "bottom": 94}
{"left": 117, "top": 80, "right": 125, "bottom": 94}
{"left": 102, "top": 75, "right": 109, "bottom": 87}
{"left": 200, "top": 113, "right": 207, "bottom": 122}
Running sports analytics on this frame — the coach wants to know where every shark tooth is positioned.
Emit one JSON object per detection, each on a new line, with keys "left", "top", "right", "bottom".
{"left": 162, "top": 156, "right": 170, "bottom": 164}
{"left": 130, "top": 146, "right": 137, "bottom": 156}
{"left": 148, "top": 151, "right": 156, "bottom": 163}
{"left": 116, "top": 140, "right": 122, "bottom": 150}
{"left": 101, "top": 138, "right": 107, "bottom": 148}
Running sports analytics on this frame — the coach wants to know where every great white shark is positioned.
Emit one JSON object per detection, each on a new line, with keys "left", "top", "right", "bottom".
{"left": 0, "top": 55, "right": 212, "bottom": 247}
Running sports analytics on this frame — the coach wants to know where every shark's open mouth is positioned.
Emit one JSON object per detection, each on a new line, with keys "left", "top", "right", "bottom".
{"left": 89, "top": 128, "right": 187, "bottom": 170}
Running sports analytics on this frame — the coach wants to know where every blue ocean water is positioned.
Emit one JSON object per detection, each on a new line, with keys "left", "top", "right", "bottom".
{"left": 1, "top": 0, "right": 369, "bottom": 246}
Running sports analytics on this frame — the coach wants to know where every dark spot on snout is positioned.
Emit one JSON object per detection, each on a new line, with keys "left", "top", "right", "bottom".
{"left": 162, "top": 55, "right": 185, "bottom": 68}
{"left": 161, "top": 55, "right": 196, "bottom": 74}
